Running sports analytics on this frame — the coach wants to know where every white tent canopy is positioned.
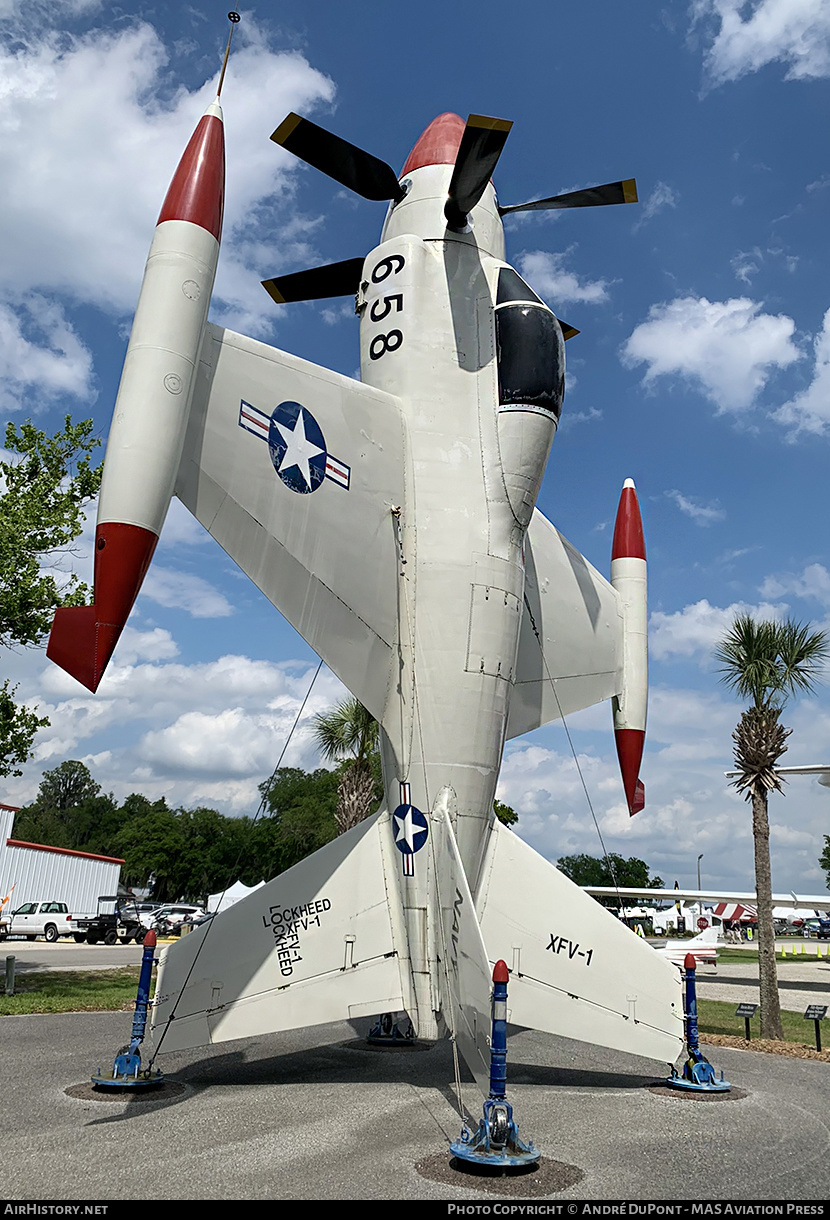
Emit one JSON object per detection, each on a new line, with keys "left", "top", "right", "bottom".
{"left": 208, "top": 880, "right": 265, "bottom": 914}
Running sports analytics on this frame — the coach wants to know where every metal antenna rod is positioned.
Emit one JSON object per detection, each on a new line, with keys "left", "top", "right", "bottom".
{"left": 217, "top": 11, "right": 241, "bottom": 99}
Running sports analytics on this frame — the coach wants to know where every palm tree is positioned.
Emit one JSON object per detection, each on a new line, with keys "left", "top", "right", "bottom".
{"left": 715, "top": 615, "right": 829, "bottom": 1039}
{"left": 312, "top": 697, "right": 380, "bottom": 834}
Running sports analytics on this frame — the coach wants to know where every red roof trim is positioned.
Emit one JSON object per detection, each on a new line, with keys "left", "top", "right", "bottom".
{"left": 5, "top": 839, "right": 125, "bottom": 865}
{"left": 0, "top": 803, "right": 20, "bottom": 812}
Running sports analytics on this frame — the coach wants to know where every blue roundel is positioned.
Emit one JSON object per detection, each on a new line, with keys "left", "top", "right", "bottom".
{"left": 268, "top": 401, "right": 327, "bottom": 494}
{"left": 392, "top": 804, "right": 429, "bottom": 855}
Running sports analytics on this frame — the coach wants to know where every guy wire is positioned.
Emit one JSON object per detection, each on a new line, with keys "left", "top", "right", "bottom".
{"left": 522, "top": 594, "right": 624, "bottom": 910}
{"left": 147, "top": 655, "right": 325, "bottom": 1064}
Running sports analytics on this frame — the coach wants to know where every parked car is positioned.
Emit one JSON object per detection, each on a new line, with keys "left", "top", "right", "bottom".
{"left": 816, "top": 918, "right": 830, "bottom": 940}
{"left": 146, "top": 903, "right": 207, "bottom": 931}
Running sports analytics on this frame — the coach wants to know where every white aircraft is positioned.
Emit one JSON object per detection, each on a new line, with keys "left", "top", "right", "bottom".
{"left": 47, "top": 68, "right": 684, "bottom": 1089}
{"left": 655, "top": 926, "right": 719, "bottom": 968}
{"left": 583, "top": 886, "right": 830, "bottom": 912}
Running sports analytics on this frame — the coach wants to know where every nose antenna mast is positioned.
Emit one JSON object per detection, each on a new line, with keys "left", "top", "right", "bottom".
{"left": 217, "top": 11, "right": 241, "bottom": 99}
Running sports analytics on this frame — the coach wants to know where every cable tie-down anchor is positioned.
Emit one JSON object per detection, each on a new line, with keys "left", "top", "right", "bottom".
{"left": 665, "top": 953, "right": 731, "bottom": 1093}
{"left": 91, "top": 930, "right": 164, "bottom": 1089}
{"left": 450, "top": 960, "right": 540, "bottom": 1169}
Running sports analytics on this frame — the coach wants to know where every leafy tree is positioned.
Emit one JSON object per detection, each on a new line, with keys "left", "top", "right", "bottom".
{"left": 819, "top": 837, "right": 830, "bottom": 892}
{"left": 494, "top": 800, "right": 518, "bottom": 826}
{"left": 177, "top": 805, "right": 250, "bottom": 904}
{"left": 259, "top": 766, "right": 340, "bottom": 874}
{"left": 312, "top": 697, "right": 383, "bottom": 833}
{"left": 114, "top": 797, "right": 185, "bottom": 900}
{"left": 557, "top": 852, "right": 663, "bottom": 896}
{"left": 716, "top": 614, "right": 829, "bottom": 1040}
{"left": 0, "top": 417, "right": 101, "bottom": 775}
{"left": 13, "top": 760, "right": 118, "bottom": 852}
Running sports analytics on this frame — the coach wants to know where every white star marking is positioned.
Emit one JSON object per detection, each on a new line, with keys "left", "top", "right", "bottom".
{"left": 275, "top": 409, "right": 324, "bottom": 489}
{"left": 394, "top": 807, "right": 427, "bottom": 852}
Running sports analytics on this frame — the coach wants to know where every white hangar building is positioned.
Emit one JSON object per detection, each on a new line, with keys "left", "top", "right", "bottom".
{"left": 0, "top": 805, "right": 123, "bottom": 917}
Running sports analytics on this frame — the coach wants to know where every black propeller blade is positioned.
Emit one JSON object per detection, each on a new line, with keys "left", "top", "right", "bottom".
{"left": 558, "top": 320, "right": 580, "bottom": 341}
{"left": 262, "top": 257, "right": 365, "bottom": 305}
{"left": 498, "top": 178, "right": 638, "bottom": 216}
{"left": 445, "top": 114, "right": 513, "bottom": 229}
{"left": 271, "top": 113, "right": 405, "bottom": 203}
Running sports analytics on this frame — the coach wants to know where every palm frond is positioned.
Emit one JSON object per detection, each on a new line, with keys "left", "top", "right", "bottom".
{"left": 311, "top": 697, "right": 378, "bottom": 763}
{"left": 715, "top": 613, "right": 829, "bottom": 710}
{"left": 774, "top": 619, "right": 830, "bottom": 700}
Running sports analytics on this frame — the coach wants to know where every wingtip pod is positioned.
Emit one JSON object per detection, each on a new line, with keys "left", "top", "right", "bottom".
{"left": 48, "top": 101, "right": 226, "bottom": 693}
{"left": 611, "top": 477, "right": 645, "bottom": 562}
{"left": 614, "top": 730, "right": 646, "bottom": 816}
{"left": 611, "top": 479, "right": 648, "bottom": 816}
{"left": 157, "top": 100, "right": 226, "bottom": 242}
{"left": 47, "top": 523, "right": 159, "bottom": 692}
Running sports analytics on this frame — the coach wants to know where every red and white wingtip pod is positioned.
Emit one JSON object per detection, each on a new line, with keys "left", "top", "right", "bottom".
{"left": 610, "top": 478, "right": 648, "bottom": 816}
{"left": 47, "top": 100, "right": 225, "bottom": 692}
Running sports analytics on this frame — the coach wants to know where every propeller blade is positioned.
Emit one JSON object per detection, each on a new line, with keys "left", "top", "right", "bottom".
{"left": 445, "top": 114, "right": 513, "bottom": 229}
{"left": 498, "top": 178, "right": 638, "bottom": 216}
{"left": 558, "top": 320, "right": 580, "bottom": 341}
{"left": 262, "top": 257, "right": 365, "bottom": 305}
{"left": 271, "top": 113, "right": 405, "bottom": 203}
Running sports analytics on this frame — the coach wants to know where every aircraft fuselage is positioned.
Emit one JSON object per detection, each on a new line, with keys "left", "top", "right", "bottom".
{"left": 359, "top": 163, "right": 563, "bottom": 1035}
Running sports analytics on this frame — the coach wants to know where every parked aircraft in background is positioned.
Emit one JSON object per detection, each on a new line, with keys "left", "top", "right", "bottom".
{"left": 654, "top": 926, "right": 719, "bottom": 968}
{"left": 583, "top": 887, "right": 830, "bottom": 912}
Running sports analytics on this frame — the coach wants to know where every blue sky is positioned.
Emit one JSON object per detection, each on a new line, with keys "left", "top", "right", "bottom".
{"left": 2, "top": 0, "right": 830, "bottom": 895}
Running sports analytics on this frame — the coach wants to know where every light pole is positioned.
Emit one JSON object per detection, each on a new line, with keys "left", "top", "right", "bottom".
{"left": 697, "top": 854, "right": 704, "bottom": 892}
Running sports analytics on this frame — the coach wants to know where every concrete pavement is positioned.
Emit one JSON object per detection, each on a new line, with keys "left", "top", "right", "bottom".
{"left": 1, "top": 1009, "right": 829, "bottom": 1202}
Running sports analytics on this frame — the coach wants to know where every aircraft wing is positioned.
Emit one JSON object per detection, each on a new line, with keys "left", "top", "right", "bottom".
{"left": 176, "top": 323, "right": 407, "bottom": 722}
{"left": 507, "top": 509, "right": 623, "bottom": 739}
{"left": 475, "top": 820, "right": 684, "bottom": 1063}
{"left": 583, "top": 886, "right": 830, "bottom": 912}
{"left": 150, "top": 809, "right": 411, "bottom": 1053}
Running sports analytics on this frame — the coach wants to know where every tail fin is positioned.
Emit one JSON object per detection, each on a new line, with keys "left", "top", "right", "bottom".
{"left": 150, "top": 810, "right": 409, "bottom": 1053}
{"left": 475, "top": 820, "right": 683, "bottom": 1062}
{"left": 431, "top": 806, "right": 494, "bottom": 1098}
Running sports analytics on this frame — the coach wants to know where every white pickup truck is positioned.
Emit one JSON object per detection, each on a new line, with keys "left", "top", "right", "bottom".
{"left": 0, "top": 901, "right": 83, "bottom": 942}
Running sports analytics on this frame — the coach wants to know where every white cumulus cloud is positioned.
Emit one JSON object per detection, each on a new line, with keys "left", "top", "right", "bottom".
{"left": 774, "top": 309, "right": 830, "bottom": 437}
{"left": 0, "top": 295, "right": 94, "bottom": 411}
{"left": 517, "top": 251, "right": 610, "bottom": 307}
{"left": 665, "top": 490, "right": 725, "bottom": 525}
{"left": 141, "top": 567, "right": 234, "bottom": 618}
{"left": 693, "top": 0, "right": 830, "bottom": 86}
{"left": 621, "top": 296, "right": 800, "bottom": 413}
{"left": 649, "top": 598, "right": 785, "bottom": 660}
{"left": 0, "top": 16, "right": 335, "bottom": 345}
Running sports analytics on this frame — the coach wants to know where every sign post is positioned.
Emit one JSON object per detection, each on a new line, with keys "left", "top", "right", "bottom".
{"left": 804, "top": 1005, "right": 827, "bottom": 1053}
{"left": 735, "top": 1002, "right": 757, "bottom": 1041}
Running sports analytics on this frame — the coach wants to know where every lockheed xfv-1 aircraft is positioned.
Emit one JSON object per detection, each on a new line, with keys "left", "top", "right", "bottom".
{"left": 47, "top": 77, "right": 684, "bottom": 1090}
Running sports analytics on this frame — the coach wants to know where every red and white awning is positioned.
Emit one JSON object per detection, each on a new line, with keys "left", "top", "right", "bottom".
{"left": 713, "top": 901, "right": 756, "bottom": 922}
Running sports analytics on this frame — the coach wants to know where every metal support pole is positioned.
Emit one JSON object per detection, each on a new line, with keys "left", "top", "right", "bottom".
{"left": 450, "top": 960, "right": 539, "bottom": 1168}
{"left": 666, "top": 953, "right": 731, "bottom": 1092}
{"left": 5, "top": 955, "right": 14, "bottom": 996}
{"left": 92, "top": 929, "right": 163, "bottom": 1089}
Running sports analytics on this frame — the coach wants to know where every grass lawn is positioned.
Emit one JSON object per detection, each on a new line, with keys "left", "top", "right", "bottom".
{"left": 697, "top": 997, "right": 824, "bottom": 1047}
{"left": 0, "top": 968, "right": 145, "bottom": 1015}
{"left": 710, "top": 946, "right": 829, "bottom": 964}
